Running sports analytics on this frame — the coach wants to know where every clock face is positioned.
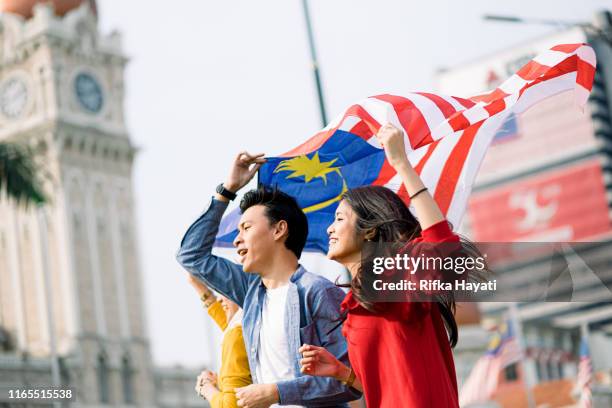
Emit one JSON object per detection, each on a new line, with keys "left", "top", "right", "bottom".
{"left": 0, "top": 78, "right": 28, "bottom": 119}
{"left": 74, "top": 72, "right": 103, "bottom": 113}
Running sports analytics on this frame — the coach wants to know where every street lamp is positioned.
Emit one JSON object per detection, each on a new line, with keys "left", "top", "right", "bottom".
{"left": 483, "top": 12, "right": 612, "bottom": 45}
{"left": 301, "top": 0, "right": 328, "bottom": 127}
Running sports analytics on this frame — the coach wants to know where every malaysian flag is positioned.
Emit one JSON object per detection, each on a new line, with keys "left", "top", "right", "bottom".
{"left": 576, "top": 338, "right": 593, "bottom": 408}
{"left": 459, "top": 322, "right": 524, "bottom": 406}
{"left": 216, "top": 43, "right": 596, "bottom": 252}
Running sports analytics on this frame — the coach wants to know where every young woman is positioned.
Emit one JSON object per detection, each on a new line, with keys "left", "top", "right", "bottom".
{"left": 299, "top": 124, "right": 473, "bottom": 407}
{"left": 187, "top": 275, "right": 251, "bottom": 407}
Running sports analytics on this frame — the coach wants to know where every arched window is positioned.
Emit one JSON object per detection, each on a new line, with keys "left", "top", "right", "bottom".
{"left": 121, "top": 355, "right": 135, "bottom": 404}
{"left": 97, "top": 353, "right": 110, "bottom": 403}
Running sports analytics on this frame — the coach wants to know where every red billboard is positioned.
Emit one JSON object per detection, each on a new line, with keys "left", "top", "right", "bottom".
{"left": 468, "top": 160, "right": 612, "bottom": 242}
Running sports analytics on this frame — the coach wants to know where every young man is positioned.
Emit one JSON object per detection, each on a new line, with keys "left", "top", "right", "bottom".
{"left": 176, "top": 152, "right": 360, "bottom": 408}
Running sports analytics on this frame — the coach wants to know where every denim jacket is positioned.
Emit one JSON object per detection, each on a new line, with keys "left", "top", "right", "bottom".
{"left": 176, "top": 198, "right": 360, "bottom": 407}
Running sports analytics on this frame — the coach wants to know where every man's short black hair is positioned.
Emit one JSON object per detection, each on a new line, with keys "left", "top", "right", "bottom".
{"left": 240, "top": 184, "right": 308, "bottom": 258}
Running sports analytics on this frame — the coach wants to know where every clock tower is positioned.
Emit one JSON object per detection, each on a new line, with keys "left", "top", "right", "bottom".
{"left": 0, "top": 1, "right": 158, "bottom": 406}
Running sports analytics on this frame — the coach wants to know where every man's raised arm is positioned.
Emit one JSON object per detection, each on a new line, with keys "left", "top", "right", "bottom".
{"left": 176, "top": 152, "right": 266, "bottom": 306}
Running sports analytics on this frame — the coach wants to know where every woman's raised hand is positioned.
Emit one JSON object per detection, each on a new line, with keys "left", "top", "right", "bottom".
{"left": 376, "top": 123, "right": 410, "bottom": 170}
{"left": 187, "top": 274, "right": 210, "bottom": 297}
{"left": 195, "top": 370, "right": 218, "bottom": 399}
{"left": 377, "top": 124, "right": 446, "bottom": 229}
{"left": 299, "top": 344, "right": 343, "bottom": 378}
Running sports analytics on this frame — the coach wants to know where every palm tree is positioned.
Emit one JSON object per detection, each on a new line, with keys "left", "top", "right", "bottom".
{"left": 0, "top": 142, "right": 46, "bottom": 206}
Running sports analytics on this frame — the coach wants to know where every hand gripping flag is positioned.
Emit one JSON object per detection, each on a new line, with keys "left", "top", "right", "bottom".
{"left": 216, "top": 43, "right": 596, "bottom": 253}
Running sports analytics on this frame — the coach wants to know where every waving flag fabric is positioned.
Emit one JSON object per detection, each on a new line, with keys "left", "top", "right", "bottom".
{"left": 459, "top": 322, "right": 524, "bottom": 406}
{"left": 216, "top": 43, "right": 596, "bottom": 253}
{"left": 576, "top": 338, "right": 593, "bottom": 408}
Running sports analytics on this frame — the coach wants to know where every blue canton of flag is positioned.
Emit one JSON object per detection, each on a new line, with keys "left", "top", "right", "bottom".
{"left": 493, "top": 113, "right": 519, "bottom": 143}
{"left": 215, "top": 130, "right": 385, "bottom": 253}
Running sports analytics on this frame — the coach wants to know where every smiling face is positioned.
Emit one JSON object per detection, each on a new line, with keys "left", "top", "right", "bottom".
{"left": 326, "top": 200, "right": 364, "bottom": 268}
{"left": 233, "top": 205, "right": 285, "bottom": 273}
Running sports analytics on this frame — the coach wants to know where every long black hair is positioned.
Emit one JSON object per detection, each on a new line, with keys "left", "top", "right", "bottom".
{"left": 336, "top": 185, "right": 486, "bottom": 348}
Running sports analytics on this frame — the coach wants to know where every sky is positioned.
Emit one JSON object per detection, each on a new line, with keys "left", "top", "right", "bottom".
{"left": 96, "top": 0, "right": 612, "bottom": 369}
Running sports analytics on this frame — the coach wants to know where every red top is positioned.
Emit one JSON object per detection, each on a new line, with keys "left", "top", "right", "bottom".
{"left": 341, "top": 220, "right": 460, "bottom": 408}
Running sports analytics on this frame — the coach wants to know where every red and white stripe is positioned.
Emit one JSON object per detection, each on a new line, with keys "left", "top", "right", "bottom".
{"left": 498, "top": 337, "right": 524, "bottom": 368}
{"left": 458, "top": 356, "right": 501, "bottom": 406}
{"left": 577, "top": 353, "right": 593, "bottom": 408}
{"left": 282, "top": 43, "right": 596, "bottom": 229}
{"left": 459, "top": 334, "right": 523, "bottom": 405}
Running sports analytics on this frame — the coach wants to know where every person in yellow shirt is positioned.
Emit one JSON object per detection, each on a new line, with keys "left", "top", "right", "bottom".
{"left": 187, "top": 275, "right": 251, "bottom": 407}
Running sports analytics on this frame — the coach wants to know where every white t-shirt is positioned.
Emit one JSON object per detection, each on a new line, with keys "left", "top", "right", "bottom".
{"left": 255, "top": 284, "right": 305, "bottom": 408}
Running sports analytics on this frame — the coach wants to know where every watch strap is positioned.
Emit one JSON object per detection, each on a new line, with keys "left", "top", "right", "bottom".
{"left": 216, "top": 183, "right": 237, "bottom": 201}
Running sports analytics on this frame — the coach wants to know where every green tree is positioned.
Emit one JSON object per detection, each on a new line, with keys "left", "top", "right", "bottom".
{"left": 0, "top": 142, "right": 46, "bottom": 206}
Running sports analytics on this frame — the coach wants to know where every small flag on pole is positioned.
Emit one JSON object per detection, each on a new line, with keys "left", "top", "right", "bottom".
{"left": 459, "top": 322, "right": 524, "bottom": 405}
{"left": 576, "top": 338, "right": 593, "bottom": 408}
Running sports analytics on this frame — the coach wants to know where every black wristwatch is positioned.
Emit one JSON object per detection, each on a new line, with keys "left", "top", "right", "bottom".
{"left": 216, "top": 183, "right": 237, "bottom": 201}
